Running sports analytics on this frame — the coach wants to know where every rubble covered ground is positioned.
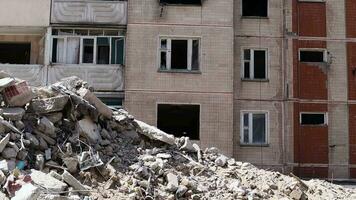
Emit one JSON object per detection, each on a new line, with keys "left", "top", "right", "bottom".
{"left": 0, "top": 71, "right": 353, "bottom": 200}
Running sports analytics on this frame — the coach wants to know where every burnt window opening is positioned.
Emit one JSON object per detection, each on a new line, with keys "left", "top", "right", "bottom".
{"left": 160, "top": 38, "right": 200, "bottom": 71}
{"left": 157, "top": 104, "right": 200, "bottom": 140}
{"left": 243, "top": 49, "right": 267, "bottom": 79}
{"left": 242, "top": 0, "right": 268, "bottom": 17}
{"left": 0, "top": 43, "right": 31, "bottom": 64}
{"left": 300, "top": 113, "right": 326, "bottom": 125}
{"left": 160, "top": 0, "right": 202, "bottom": 5}
{"left": 299, "top": 50, "right": 326, "bottom": 62}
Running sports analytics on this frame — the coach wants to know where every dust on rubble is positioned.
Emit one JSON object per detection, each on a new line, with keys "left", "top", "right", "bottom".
{"left": 0, "top": 71, "right": 353, "bottom": 200}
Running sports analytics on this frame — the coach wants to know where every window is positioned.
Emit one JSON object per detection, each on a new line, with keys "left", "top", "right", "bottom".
{"left": 159, "top": 38, "right": 199, "bottom": 71}
{"left": 51, "top": 29, "right": 124, "bottom": 65}
{"left": 159, "top": 0, "right": 202, "bottom": 5}
{"left": 241, "top": 112, "right": 268, "bottom": 145}
{"left": 299, "top": 49, "right": 327, "bottom": 63}
{"left": 157, "top": 104, "right": 200, "bottom": 140}
{"left": 300, "top": 113, "right": 327, "bottom": 125}
{"left": 0, "top": 43, "right": 31, "bottom": 64}
{"left": 242, "top": 49, "right": 267, "bottom": 79}
{"left": 242, "top": 0, "right": 268, "bottom": 17}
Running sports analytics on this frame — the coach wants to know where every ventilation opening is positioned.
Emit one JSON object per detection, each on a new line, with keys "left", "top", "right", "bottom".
{"left": 300, "top": 113, "right": 326, "bottom": 125}
{"left": 157, "top": 104, "right": 200, "bottom": 140}
{"left": 299, "top": 50, "right": 325, "bottom": 62}
{"left": 160, "top": 0, "right": 202, "bottom": 5}
{"left": 242, "top": 0, "right": 268, "bottom": 17}
{"left": 0, "top": 43, "right": 31, "bottom": 64}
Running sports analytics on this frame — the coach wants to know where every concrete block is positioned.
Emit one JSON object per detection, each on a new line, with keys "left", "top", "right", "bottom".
{"left": 77, "top": 88, "right": 113, "bottom": 119}
{"left": 76, "top": 117, "right": 101, "bottom": 143}
{"left": 1, "top": 108, "right": 25, "bottom": 121}
{"left": 29, "top": 95, "right": 69, "bottom": 114}
{"left": 30, "top": 170, "right": 67, "bottom": 192}
{"left": 62, "top": 170, "right": 90, "bottom": 195}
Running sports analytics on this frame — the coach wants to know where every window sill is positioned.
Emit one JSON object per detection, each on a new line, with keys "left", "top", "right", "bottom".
{"left": 241, "top": 16, "right": 269, "bottom": 20}
{"left": 300, "top": 124, "right": 327, "bottom": 127}
{"left": 158, "top": 69, "right": 201, "bottom": 74}
{"left": 299, "top": 61, "right": 327, "bottom": 64}
{"left": 239, "top": 143, "right": 269, "bottom": 147}
{"left": 241, "top": 78, "right": 269, "bottom": 82}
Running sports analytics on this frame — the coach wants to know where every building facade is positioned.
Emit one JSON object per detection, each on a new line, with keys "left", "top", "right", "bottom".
{"left": 0, "top": 0, "right": 356, "bottom": 179}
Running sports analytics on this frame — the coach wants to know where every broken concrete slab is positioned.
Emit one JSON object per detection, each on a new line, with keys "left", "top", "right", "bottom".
{"left": 134, "top": 120, "right": 175, "bottom": 145}
{"left": 0, "top": 133, "right": 10, "bottom": 152}
{"left": 62, "top": 170, "right": 90, "bottom": 195}
{"left": 45, "top": 112, "right": 63, "bottom": 124}
{"left": 30, "top": 170, "right": 67, "bottom": 192}
{"left": 3, "top": 81, "right": 35, "bottom": 107}
{"left": 1, "top": 107, "right": 25, "bottom": 121}
{"left": 37, "top": 117, "right": 56, "bottom": 138}
{"left": 166, "top": 173, "right": 179, "bottom": 192}
{"left": 28, "top": 95, "right": 69, "bottom": 114}
{"left": 12, "top": 183, "right": 40, "bottom": 200}
{"left": 76, "top": 117, "right": 101, "bottom": 143}
{"left": 2, "top": 147, "right": 17, "bottom": 159}
{"left": 77, "top": 88, "right": 113, "bottom": 119}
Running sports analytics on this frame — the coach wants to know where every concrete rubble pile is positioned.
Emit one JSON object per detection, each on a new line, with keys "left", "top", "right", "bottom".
{"left": 0, "top": 71, "right": 353, "bottom": 200}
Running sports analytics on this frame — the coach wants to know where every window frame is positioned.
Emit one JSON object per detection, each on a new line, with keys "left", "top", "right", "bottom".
{"left": 241, "top": 48, "right": 269, "bottom": 80}
{"left": 300, "top": 112, "right": 328, "bottom": 126}
{"left": 50, "top": 29, "right": 125, "bottom": 65}
{"left": 156, "top": 102, "right": 201, "bottom": 141}
{"left": 240, "top": 110, "right": 269, "bottom": 145}
{"left": 158, "top": 36, "right": 201, "bottom": 72}
{"left": 298, "top": 48, "right": 328, "bottom": 63}
{"left": 241, "top": 0, "right": 269, "bottom": 18}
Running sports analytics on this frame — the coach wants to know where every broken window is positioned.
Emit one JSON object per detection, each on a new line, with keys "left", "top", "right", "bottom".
{"left": 160, "top": 0, "right": 202, "bottom": 5}
{"left": 159, "top": 38, "right": 200, "bottom": 71}
{"left": 300, "top": 113, "right": 327, "bottom": 125}
{"left": 0, "top": 43, "right": 31, "bottom": 64}
{"left": 51, "top": 29, "right": 124, "bottom": 65}
{"left": 299, "top": 49, "right": 326, "bottom": 62}
{"left": 242, "top": 49, "right": 267, "bottom": 79}
{"left": 242, "top": 0, "right": 268, "bottom": 17}
{"left": 241, "top": 112, "right": 268, "bottom": 145}
{"left": 157, "top": 104, "right": 200, "bottom": 140}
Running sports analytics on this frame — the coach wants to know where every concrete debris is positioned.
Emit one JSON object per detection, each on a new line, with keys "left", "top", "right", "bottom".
{"left": 0, "top": 133, "right": 10, "bottom": 152}
{"left": 30, "top": 169, "right": 67, "bottom": 192}
{"left": 0, "top": 73, "right": 350, "bottom": 199}
{"left": 12, "top": 183, "right": 40, "bottom": 200}
{"left": 62, "top": 170, "right": 90, "bottom": 195}
{"left": 76, "top": 117, "right": 101, "bottom": 144}
{"left": 77, "top": 88, "right": 113, "bottom": 119}
{"left": 1, "top": 108, "right": 25, "bottom": 121}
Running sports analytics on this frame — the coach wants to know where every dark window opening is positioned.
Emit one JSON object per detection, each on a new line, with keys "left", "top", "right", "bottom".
{"left": 160, "top": 0, "right": 202, "bottom": 5}
{"left": 191, "top": 39, "right": 199, "bottom": 70}
{"left": 97, "top": 37, "right": 110, "bottom": 64}
{"left": 300, "top": 51, "right": 325, "bottom": 62}
{"left": 111, "top": 38, "right": 124, "bottom": 65}
{"left": 242, "top": 0, "right": 268, "bottom": 17}
{"left": 171, "top": 40, "right": 188, "bottom": 69}
{"left": 157, "top": 104, "right": 200, "bottom": 140}
{"left": 0, "top": 43, "right": 31, "bottom": 64}
{"left": 254, "top": 50, "right": 266, "bottom": 79}
{"left": 301, "top": 113, "right": 326, "bottom": 125}
{"left": 83, "top": 39, "right": 94, "bottom": 63}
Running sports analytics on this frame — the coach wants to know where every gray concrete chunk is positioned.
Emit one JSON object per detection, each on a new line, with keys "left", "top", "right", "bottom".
{"left": 1, "top": 107, "right": 25, "bottom": 121}
{"left": 30, "top": 169, "right": 67, "bottom": 192}
{"left": 62, "top": 170, "right": 90, "bottom": 195}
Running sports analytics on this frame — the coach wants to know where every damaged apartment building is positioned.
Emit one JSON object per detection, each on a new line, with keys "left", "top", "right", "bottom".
{"left": 1, "top": 0, "right": 356, "bottom": 180}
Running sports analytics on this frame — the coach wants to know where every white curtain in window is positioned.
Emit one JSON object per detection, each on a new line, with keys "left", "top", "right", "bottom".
{"left": 66, "top": 38, "right": 80, "bottom": 64}
{"left": 56, "top": 39, "right": 65, "bottom": 63}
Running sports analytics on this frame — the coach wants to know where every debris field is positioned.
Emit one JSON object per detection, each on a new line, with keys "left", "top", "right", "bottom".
{"left": 0, "top": 71, "right": 353, "bottom": 199}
